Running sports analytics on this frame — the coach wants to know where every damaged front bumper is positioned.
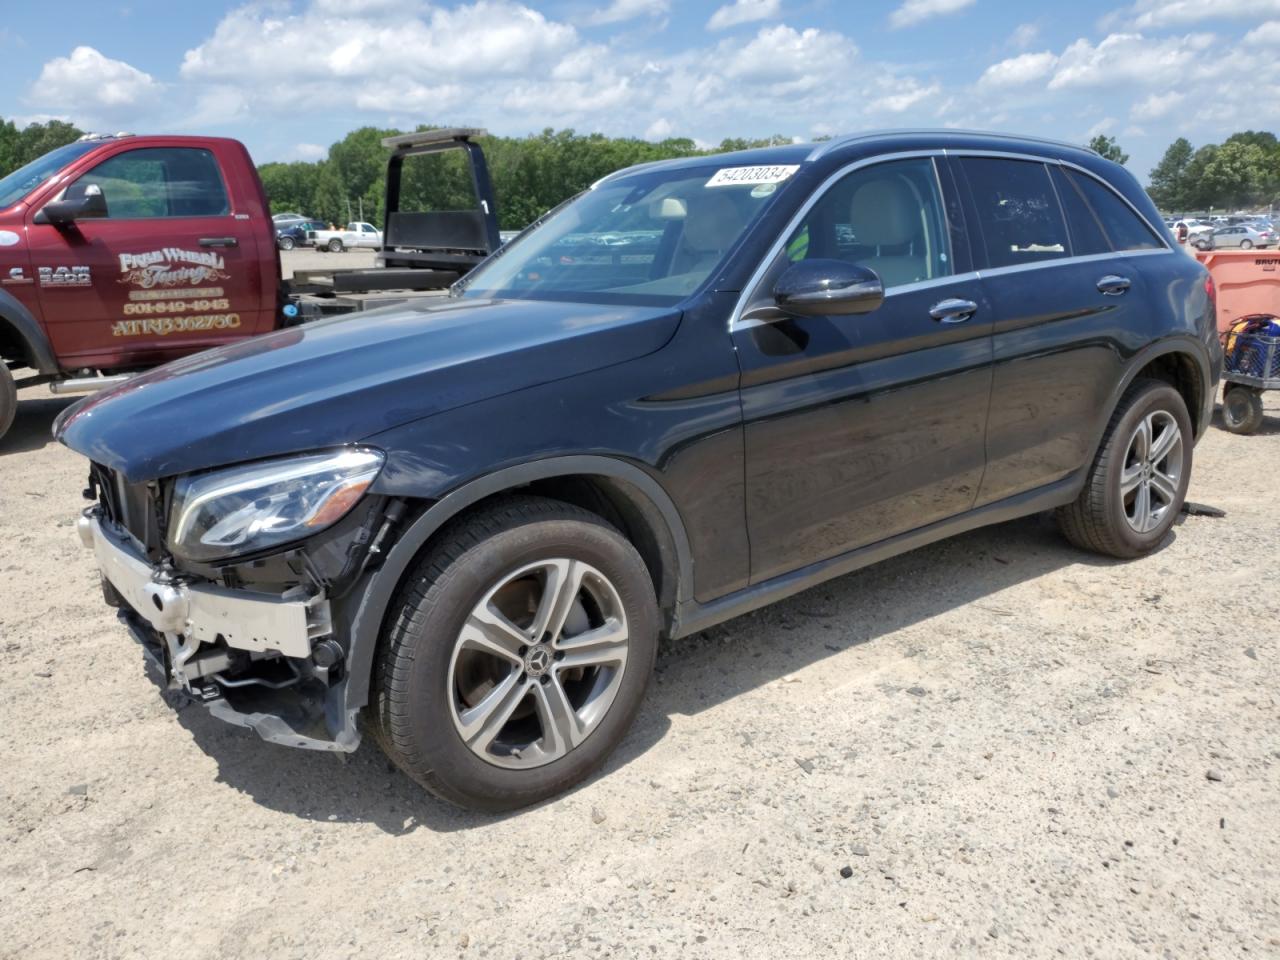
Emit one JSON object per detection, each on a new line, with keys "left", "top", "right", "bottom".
{"left": 79, "top": 508, "right": 361, "bottom": 752}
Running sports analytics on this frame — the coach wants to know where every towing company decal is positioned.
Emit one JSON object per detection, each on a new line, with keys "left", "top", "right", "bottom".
{"left": 118, "top": 248, "right": 230, "bottom": 289}
{"left": 706, "top": 165, "right": 799, "bottom": 188}
{"left": 0, "top": 230, "right": 20, "bottom": 247}
{"left": 111, "top": 314, "right": 241, "bottom": 337}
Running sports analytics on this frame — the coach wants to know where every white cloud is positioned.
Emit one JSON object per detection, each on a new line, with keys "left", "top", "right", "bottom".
{"left": 1131, "top": 91, "right": 1185, "bottom": 120}
{"left": 644, "top": 117, "right": 674, "bottom": 139}
{"left": 585, "top": 0, "right": 668, "bottom": 25}
{"left": 1244, "top": 19, "right": 1280, "bottom": 43}
{"left": 1048, "top": 32, "right": 1217, "bottom": 90}
{"left": 1110, "top": 0, "right": 1280, "bottom": 29}
{"left": 872, "top": 82, "right": 942, "bottom": 113}
{"left": 292, "top": 143, "right": 329, "bottom": 161}
{"left": 29, "top": 46, "right": 159, "bottom": 112}
{"left": 707, "top": 0, "right": 781, "bottom": 31}
{"left": 1008, "top": 23, "right": 1039, "bottom": 49}
{"left": 978, "top": 51, "right": 1057, "bottom": 88}
{"left": 889, "top": 0, "right": 975, "bottom": 30}
{"left": 1086, "top": 116, "right": 1115, "bottom": 138}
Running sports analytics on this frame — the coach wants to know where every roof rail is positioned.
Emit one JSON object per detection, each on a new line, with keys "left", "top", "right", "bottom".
{"left": 805, "top": 128, "right": 1091, "bottom": 161}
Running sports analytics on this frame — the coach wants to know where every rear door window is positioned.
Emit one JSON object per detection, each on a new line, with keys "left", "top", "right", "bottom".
{"left": 961, "top": 158, "right": 1069, "bottom": 268}
{"left": 73, "top": 147, "right": 229, "bottom": 219}
{"left": 1065, "top": 170, "right": 1164, "bottom": 251}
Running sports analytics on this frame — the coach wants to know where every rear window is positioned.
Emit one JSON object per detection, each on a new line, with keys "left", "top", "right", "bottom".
{"left": 962, "top": 158, "right": 1069, "bottom": 268}
{"left": 1065, "top": 170, "right": 1163, "bottom": 252}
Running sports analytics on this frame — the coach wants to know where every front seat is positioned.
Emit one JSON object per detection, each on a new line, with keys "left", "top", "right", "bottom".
{"left": 674, "top": 193, "right": 748, "bottom": 277}
{"left": 847, "top": 176, "right": 926, "bottom": 287}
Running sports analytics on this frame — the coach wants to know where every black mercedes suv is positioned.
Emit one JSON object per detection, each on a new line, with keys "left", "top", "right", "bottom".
{"left": 58, "top": 130, "right": 1220, "bottom": 811}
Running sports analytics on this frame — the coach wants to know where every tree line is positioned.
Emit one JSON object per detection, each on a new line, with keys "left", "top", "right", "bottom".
{"left": 3, "top": 116, "right": 1277, "bottom": 223}
{"left": 257, "top": 127, "right": 796, "bottom": 230}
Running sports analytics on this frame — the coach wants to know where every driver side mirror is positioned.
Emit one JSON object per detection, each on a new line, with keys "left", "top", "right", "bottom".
{"left": 773, "top": 259, "right": 884, "bottom": 317}
{"left": 38, "top": 182, "right": 108, "bottom": 227}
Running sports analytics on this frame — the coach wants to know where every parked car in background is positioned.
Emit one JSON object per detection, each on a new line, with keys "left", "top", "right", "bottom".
{"left": 57, "top": 130, "right": 1220, "bottom": 811}
{"left": 272, "top": 211, "right": 306, "bottom": 225}
{"left": 312, "top": 221, "right": 382, "bottom": 252}
{"left": 1176, "top": 219, "right": 1214, "bottom": 244}
{"left": 1204, "top": 224, "right": 1273, "bottom": 250}
{"left": 275, "top": 218, "right": 326, "bottom": 251}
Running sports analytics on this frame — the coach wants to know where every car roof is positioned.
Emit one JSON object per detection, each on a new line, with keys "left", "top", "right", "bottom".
{"left": 600, "top": 128, "right": 1102, "bottom": 185}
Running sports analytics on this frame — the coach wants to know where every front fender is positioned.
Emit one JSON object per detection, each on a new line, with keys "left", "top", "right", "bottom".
{"left": 335, "top": 454, "right": 695, "bottom": 713}
{"left": 0, "top": 289, "right": 58, "bottom": 374}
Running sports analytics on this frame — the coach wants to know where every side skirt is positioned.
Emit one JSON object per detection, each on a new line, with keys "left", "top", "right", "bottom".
{"left": 668, "top": 472, "right": 1083, "bottom": 639}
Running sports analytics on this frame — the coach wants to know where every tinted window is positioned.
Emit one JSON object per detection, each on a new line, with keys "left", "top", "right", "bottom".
{"left": 962, "top": 158, "right": 1068, "bottom": 268}
{"left": 783, "top": 157, "right": 952, "bottom": 288}
{"left": 1066, "top": 170, "right": 1162, "bottom": 251}
{"left": 1050, "top": 166, "right": 1110, "bottom": 256}
{"left": 73, "top": 147, "right": 229, "bottom": 219}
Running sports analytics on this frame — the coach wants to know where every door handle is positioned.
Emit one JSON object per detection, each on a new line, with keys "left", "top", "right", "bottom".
{"left": 929, "top": 298, "right": 977, "bottom": 323}
{"left": 1097, "top": 274, "right": 1130, "bottom": 295}
{"left": 199, "top": 237, "right": 239, "bottom": 248}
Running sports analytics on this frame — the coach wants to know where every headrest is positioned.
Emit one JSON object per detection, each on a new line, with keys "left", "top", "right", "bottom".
{"left": 683, "top": 193, "right": 747, "bottom": 254}
{"left": 848, "top": 177, "right": 918, "bottom": 247}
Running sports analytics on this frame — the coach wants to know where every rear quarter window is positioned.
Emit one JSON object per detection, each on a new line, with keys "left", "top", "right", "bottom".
{"left": 1065, "top": 169, "right": 1164, "bottom": 251}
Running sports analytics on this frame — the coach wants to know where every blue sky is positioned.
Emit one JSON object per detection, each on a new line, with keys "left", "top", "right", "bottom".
{"left": 2, "top": 0, "right": 1278, "bottom": 180}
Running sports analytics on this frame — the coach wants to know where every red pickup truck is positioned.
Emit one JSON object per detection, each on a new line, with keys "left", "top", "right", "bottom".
{"left": 0, "top": 134, "right": 283, "bottom": 439}
{"left": 0, "top": 129, "right": 504, "bottom": 442}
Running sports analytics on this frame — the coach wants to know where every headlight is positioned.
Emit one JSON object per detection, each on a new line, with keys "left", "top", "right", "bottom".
{"left": 168, "top": 448, "right": 384, "bottom": 562}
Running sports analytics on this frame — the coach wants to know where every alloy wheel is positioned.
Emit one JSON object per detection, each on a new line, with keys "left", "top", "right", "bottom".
{"left": 447, "top": 558, "right": 630, "bottom": 769}
{"left": 1120, "top": 410, "right": 1183, "bottom": 534}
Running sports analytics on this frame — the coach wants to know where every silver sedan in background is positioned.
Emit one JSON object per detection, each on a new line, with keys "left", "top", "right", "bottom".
{"left": 1202, "top": 224, "right": 1274, "bottom": 250}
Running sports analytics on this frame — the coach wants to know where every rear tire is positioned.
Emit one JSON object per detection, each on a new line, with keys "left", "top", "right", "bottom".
{"left": 1057, "top": 379, "right": 1192, "bottom": 559}
{"left": 0, "top": 362, "right": 15, "bottom": 441}
{"left": 1222, "top": 385, "right": 1265, "bottom": 435}
{"left": 327, "top": 238, "right": 344, "bottom": 253}
{"left": 278, "top": 236, "right": 295, "bottom": 251}
{"left": 371, "top": 496, "right": 659, "bottom": 812}
{"left": 1240, "top": 239, "right": 1254, "bottom": 250}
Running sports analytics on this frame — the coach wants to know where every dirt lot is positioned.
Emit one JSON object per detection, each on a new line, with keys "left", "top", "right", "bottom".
{"left": 1, "top": 378, "right": 1278, "bottom": 959}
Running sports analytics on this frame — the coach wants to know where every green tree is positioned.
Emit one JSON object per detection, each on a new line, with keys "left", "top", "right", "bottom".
{"left": 1147, "top": 137, "right": 1194, "bottom": 211}
{"left": 1088, "top": 134, "right": 1129, "bottom": 165}
{"left": 0, "top": 117, "right": 84, "bottom": 176}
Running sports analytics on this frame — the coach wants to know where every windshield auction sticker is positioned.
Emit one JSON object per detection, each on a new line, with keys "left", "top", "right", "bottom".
{"left": 706, "top": 165, "right": 799, "bottom": 188}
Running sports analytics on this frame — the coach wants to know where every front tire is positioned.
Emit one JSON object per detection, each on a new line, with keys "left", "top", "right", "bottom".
{"left": 1222, "top": 385, "right": 1265, "bottom": 435}
{"left": 372, "top": 496, "right": 659, "bottom": 812}
{"left": 1057, "top": 379, "right": 1192, "bottom": 558}
{"left": 0, "top": 362, "right": 16, "bottom": 441}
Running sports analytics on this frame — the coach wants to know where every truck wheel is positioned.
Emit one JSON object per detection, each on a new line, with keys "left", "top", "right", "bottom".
{"left": 1057, "top": 379, "right": 1192, "bottom": 559}
{"left": 0, "top": 362, "right": 15, "bottom": 441}
{"left": 1222, "top": 385, "right": 1265, "bottom": 435}
{"left": 371, "top": 496, "right": 659, "bottom": 812}
{"left": 327, "top": 238, "right": 344, "bottom": 253}
{"left": 278, "top": 236, "right": 295, "bottom": 251}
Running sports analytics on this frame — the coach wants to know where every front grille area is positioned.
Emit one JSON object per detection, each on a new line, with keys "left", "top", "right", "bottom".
{"left": 90, "top": 463, "right": 164, "bottom": 559}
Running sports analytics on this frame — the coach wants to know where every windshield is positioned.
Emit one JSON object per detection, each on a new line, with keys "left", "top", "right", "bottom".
{"left": 0, "top": 140, "right": 102, "bottom": 210}
{"left": 457, "top": 161, "right": 797, "bottom": 306}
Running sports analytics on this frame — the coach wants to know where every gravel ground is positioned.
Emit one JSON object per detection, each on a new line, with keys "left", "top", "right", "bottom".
{"left": 1, "top": 380, "right": 1278, "bottom": 959}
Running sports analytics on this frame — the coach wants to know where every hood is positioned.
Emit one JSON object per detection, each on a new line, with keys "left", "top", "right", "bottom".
{"left": 56, "top": 296, "right": 680, "bottom": 482}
